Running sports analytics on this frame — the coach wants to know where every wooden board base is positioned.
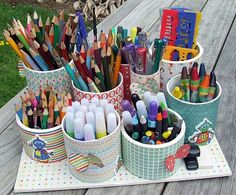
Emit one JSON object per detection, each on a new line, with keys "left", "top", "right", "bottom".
{"left": 14, "top": 137, "right": 231, "bottom": 193}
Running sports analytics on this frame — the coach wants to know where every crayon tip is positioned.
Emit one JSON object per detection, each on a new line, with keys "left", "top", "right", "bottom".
{"left": 199, "top": 63, "right": 206, "bottom": 78}
{"left": 210, "top": 71, "right": 217, "bottom": 87}
{"left": 181, "top": 66, "right": 188, "bottom": 79}
{"left": 191, "top": 67, "right": 199, "bottom": 81}
{"left": 193, "top": 62, "right": 198, "bottom": 68}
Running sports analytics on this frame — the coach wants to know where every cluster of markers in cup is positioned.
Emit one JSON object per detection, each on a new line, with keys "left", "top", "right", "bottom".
{"left": 64, "top": 97, "right": 118, "bottom": 141}
{"left": 172, "top": 62, "right": 217, "bottom": 103}
{"left": 122, "top": 91, "right": 182, "bottom": 145}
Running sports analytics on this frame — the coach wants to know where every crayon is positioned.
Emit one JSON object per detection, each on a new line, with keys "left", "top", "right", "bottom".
{"left": 180, "top": 66, "right": 190, "bottom": 102}
{"left": 207, "top": 71, "right": 217, "bottom": 101}
{"left": 198, "top": 75, "right": 210, "bottom": 103}
{"left": 172, "top": 86, "right": 183, "bottom": 99}
{"left": 199, "top": 63, "right": 206, "bottom": 83}
{"left": 190, "top": 66, "right": 200, "bottom": 103}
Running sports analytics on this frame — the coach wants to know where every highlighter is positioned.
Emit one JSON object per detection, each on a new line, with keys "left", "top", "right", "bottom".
{"left": 95, "top": 111, "right": 107, "bottom": 139}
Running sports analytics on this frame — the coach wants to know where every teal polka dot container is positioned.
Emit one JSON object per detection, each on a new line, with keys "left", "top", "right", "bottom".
{"left": 166, "top": 74, "right": 222, "bottom": 145}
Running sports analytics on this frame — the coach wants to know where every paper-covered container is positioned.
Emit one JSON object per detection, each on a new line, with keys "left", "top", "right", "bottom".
{"left": 130, "top": 69, "right": 160, "bottom": 95}
{"left": 166, "top": 74, "right": 222, "bottom": 145}
{"left": 160, "top": 42, "right": 204, "bottom": 92}
{"left": 72, "top": 73, "right": 124, "bottom": 113}
{"left": 23, "top": 63, "right": 72, "bottom": 93}
{"left": 16, "top": 115, "right": 67, "bottom": 163}
{"left": 121, "top": 109, "right": 186, "bottom": 180}
{"left": 62, "top": 111, "right": 121, "bottom": 183}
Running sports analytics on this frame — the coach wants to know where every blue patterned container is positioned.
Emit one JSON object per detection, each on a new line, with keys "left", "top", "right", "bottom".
{"left": 62, "top": 111, "right": 121, "bottom": 183}
{"left": 23, "top": 63, "right": 72, "bottom": 93}
{"left": 121, "top": 109, "right": 186, "bottom": 180}
{"left": 166, "top": 74, "right": 222, "bottom": 144}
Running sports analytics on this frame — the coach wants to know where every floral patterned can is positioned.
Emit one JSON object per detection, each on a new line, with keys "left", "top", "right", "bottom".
{"left": 166, "top": 74, "right": 222, "bottom": 145}
{"left": 62, "top": 111, "right": 121, "bottom": 183}
{"left": 130, "top": 69, "right": 160, "bottom": 95}
{"left": 23, "top": 63, "right": 72, "bottom": 93}
{"left": 72, "top": 73, "right": 124, "bottom": 113}
{"left": 160, "top": 42, "right": 204, "bottom": 93}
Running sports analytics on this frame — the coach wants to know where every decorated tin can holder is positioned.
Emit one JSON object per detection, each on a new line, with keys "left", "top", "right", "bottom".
{"left": 160, "top": 42, "right": 204, "bottom": 92}
{"left": 72, "top": 72, "right": 124, "bottom": 113}
{"left": 62, "top": 111, "right": 121, "bottom": 183}
{"left": 121, "top": 109, "right": 186, "bottom": 180}
{"left": 22, "top": 63, "right": 72, "bottom": 93}
{"left": 16, "top": 115, "right": 67, "bottom": 163}
{"left": 130, "top": 68, "right": 160, "bottom": 96}
{"left": 166, "top": 74, "right": 222, "bottom": 145}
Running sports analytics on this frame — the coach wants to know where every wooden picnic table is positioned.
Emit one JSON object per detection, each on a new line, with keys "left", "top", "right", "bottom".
{"left": 0, "top": 0, "right": 236, "bottom": 194}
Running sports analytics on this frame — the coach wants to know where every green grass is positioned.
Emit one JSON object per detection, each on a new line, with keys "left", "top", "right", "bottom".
{"left": 0, "top": 3, "right": 94, "bottom": 108}
{"left": 0, "top": 3, "right": 57, "bottom": 107}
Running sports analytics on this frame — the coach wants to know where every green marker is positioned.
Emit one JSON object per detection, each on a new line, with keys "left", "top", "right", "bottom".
{"left": 153, "top": 39, "right": 163, "bottom": 73}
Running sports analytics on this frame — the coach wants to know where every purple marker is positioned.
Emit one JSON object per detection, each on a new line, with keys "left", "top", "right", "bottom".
{"left": 122, "top": 100, "right": 137, "bottom": 119}
{"left": 148, "top": 101, "right": 158, "bottom": 129}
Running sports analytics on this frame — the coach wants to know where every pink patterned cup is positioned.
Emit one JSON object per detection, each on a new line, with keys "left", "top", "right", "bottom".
{"left": 72, "top": 73, "right": 124, "bottom": 113}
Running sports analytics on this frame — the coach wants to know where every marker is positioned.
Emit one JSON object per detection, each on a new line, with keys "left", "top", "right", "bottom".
{"left": 95, "top": 111, "right": 107, "bottom": 139}
{"left": 136, "top": 100, "right": 148, "bottom": 119}
{"left": 148, "top": 101, "right": 158, "bottom": 129}
{"left": 132, "top": 117, "right": 141, "bottom": 135}
{"left": 88, "top": 103, "right": 97, "bottom": 113}
{"left": 131, "top": 93, "right": 141, "bottom": 110}
{"left": 81, "top": 98, "right": 90, "bottom": 106}
{"left": 156, "top": 92, "right": 168, "bottom": 109}
{"left": 100, "top": 99, "right": 109, "bottom": 110}
{"left": 143, "top": 91, "right": 152, "bottom": 107}
{"left": 65, "top": 112, "right": 74, "bottom": 137}
{"left": 141, "top": 136, "right": 150, "bottom": 144}
{"left": 90, "top": 96, "right": 100, "bottom": 106}
{"left": 75, "top": 111, "right": 85, "bottom": 125}
{"left": 180, "top": 67, "right": 190, "bottom": 102}
{"left": 107, "top": 113, "right": 117, "bottom": 134}
{"left": 122, "top": 100, "right": 137, "bottom": 119}
{"left": 84, "top": 124, "right": 95, "bottom": 141}
{"left": 167, "top": 122, "right": 182, "bottom": 142}
{"left": 86, "top": 112, "right": 95, "bottom": 131}
{"left": 74, "top": 117, "right": 84, "bottom": 140}
{"left": 132, "top": 131, "right": 140, "bottom": 141}
{"left": 155, "top": 112, "right": 162, "bottom": 139}
{"left": 72, "top": 101, "right": 81, "bottom": 113}
{"left": 162, "top": 110, "right": 168, "bottom": 132}
{"left": 190, "top": 67, "right": 200, "bottom": 103}
{"left": 122, "top": 111, "right": 134, "bottom": 136}
{"left": 207, "top": 71, "right": 217, "bottom": 101}
{"left": 80, "top": 105, "right": 88, "bottom": 116}
{"left": 140, "top": 115, "right": 147, "bottom": 133}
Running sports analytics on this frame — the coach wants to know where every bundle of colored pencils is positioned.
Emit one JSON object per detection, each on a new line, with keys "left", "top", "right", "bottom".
{"left": 3, "top": 10, "right": 78, "bottom": 71}
{"left": 15, "top": 85, "right": 72, "bottom": 129}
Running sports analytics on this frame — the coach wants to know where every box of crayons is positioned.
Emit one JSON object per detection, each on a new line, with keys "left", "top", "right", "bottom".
{"left": 15, "top": 85, "right": 71, "bottom": 163}
{"left": 62, "top": 99, "right": 121, "bottom": 183}
{"left": 159, "top": 7, "right": 204, "bottom": 91}
{"left": 166, "top": 63, "right": 222, "bottom": 144}
{"left": 3, "top": 10, "right": 77, "bottom": 93}
{"left": 121, "top": 92, "right": 187, "bottom": 180}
